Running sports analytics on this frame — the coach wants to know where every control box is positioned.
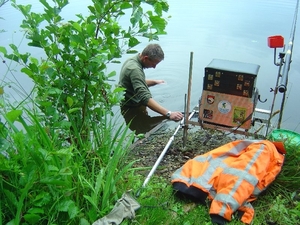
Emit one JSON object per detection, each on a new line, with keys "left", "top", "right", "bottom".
{"left": 199, "top": 59, "right": 260, "bottom": 130}
{"left": 203, "top": 59, "right": 259, "bottom": 98}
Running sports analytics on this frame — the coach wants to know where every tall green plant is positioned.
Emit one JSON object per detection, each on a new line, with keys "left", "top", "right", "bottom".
{"left": 0, "top": 107, "right": 135, "bottom": 224}
{"left": 0, "top": 0, "right": 169, "bottom": 144}
{"left": 0, "top": 1, "right": 169, "bottom": 223}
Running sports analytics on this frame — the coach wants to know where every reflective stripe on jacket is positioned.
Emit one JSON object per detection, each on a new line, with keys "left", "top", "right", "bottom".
{"left": 171, "top": 140, "right": 285, "bottom": 224}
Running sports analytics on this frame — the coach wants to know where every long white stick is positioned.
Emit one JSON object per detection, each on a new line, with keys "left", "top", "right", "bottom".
{"left": 141, "top": 110, "right": 196, "bottom": 189}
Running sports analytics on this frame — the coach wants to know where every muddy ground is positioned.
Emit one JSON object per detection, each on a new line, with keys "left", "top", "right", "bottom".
{"left": 126, "top": 122, "right": 240, "bottom": 180}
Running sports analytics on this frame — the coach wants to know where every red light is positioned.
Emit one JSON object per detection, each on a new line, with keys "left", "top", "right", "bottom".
{"left": 268, "top": 35, "right": 284, "bottom": 48}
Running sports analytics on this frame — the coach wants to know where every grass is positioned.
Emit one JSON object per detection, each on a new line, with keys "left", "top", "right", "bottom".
{"left": 118, "top": 174, "right": 300, "bottom": 225}
{"left": 0, "top": 106, "right": 136, "bottom": 224}
{"left": 116, "top": 129, "right": 300, "bottom": 225}
{"left": 0, "top": 96, "right": 299, "bottom": 225}
{"left": 1, "top": 0, "right": 299, "bottom": 223}
{"left": 1, "top": 105, "right": 300, "bottom": 224}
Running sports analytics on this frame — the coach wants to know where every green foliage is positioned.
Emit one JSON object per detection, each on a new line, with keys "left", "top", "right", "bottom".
{"left": 1, "top": 0, "right": 169, "bottom": 145}
{"left": 252, "top": 191, "right": 300, "bottom": 225}
{"left": 0, "top": 108, "right": 135, "bottom": 224}
{"left": 120, "top": 175, "right": 214, "bottom": 225}
{"left": 117, "top": 173, "right": 300, "bottom": 225}
{"left": 0, "top": 0, "right": 170, "bottom": 224}
{"left": 3, "top": 0, "right": 298, "bottom": 224}
{"left": 275, "top": 143, "right": 300, "bottom": 190}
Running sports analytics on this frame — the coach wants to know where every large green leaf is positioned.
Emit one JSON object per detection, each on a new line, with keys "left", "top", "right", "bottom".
{"left": 67, "top": 96, "right": 74, "bottom": 107}
{"left": 21, "top": 67, "right": 34, "bottom": 78}
{"left": 39, "top": 0, "right": 51, "bottom": 10}
{"left": 149, "top": 15, "right": 167, "bottom": 33}
{"left": 130, "top": 6, "right": 143, "bottom": 27}
{"left": 5, "top": 54, "right": 19, "bottom": 63}
{"left": 27, "top": 40, "right": 42, "bottom": 48}
{"left": 72, "top": 22, "right": 82, "bottom": 32}
{"left": 153, "top": 2, "right": 163, "bottom": 16}
{"left": 120, "top": 2, "right": 132, "bottom": 10}
{"left": 129, "top": 36, "right": 140, "bottom": 47}
{"left": 6, "top": 110, "right": 22, "bottom": 122}
{"left": 0, "top": 46, "right": 7, "bottom": 55}
{"left": 32, "top": 192, "right": 51, "bottom": 207}
{"left": 3, "top": 190, "right": 18, "bottom": 207}
{"left": 56, "top": 199, "right": 76, "bottom": 213}
{"left": 86, "top": 23, "right": 96, "bottom": 36}
{"left": 23, "top": 213, "right": 41, "bottom": 224}
{"left": 59, "top": 167, "right": 73, "bottom": 176}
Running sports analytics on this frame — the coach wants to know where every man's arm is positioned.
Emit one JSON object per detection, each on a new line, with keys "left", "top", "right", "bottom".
{"left": 146, "top": 79, "right": 165, "bottom": 87}
{"left": 147, "top": 98, "right": 183, "bottom": 121}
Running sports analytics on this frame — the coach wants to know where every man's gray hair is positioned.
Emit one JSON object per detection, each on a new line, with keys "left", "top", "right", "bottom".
{"left": 142, "top": 44, "right": 164, "bottom": 61}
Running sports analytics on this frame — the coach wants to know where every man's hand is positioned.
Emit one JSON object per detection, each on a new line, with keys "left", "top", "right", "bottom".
{"left": 154, "top": 80, "right": 165, "bottom": 84}
{"left": 146, "top": 79, "right": 165, "bottom": 87}
{"left": 169, "top": 111, "right": 183, "bottom": 121}
{"left": 146, "top": 98, "right": 183, "bottom": 121}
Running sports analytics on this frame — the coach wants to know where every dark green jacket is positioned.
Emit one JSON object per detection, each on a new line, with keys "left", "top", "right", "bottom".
{"left": 119, "top": 54, "right": 152, "bottom": 107}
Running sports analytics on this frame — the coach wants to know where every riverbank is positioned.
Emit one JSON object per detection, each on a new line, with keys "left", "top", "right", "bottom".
{"left": 121, "top": 123, "right": 300, "bottom": 225}
{"left": 127, "top": 122, "right": 233, "bottom": 180}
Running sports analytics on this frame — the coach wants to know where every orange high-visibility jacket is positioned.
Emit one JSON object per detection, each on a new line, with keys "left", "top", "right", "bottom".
{"left": 171, "top": 140, "right": 285, "bottom": 224}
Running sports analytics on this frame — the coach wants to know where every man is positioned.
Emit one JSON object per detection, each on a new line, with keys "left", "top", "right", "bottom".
{"left": 119, "top": 43, "right": 183, "bottom": 133}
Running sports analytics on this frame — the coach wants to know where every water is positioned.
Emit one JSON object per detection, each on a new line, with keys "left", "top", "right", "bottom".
{"left": 1, "top": 0, "right": 300, "bottom": 133}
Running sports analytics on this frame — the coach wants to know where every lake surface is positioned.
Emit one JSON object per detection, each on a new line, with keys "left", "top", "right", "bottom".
{"left": 1, "top": 0, "right": 300, "bottom": 133}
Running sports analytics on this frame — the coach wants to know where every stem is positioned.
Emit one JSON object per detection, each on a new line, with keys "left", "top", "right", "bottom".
{"left": 0, "top": 0, "right": 9, "bottom": 8}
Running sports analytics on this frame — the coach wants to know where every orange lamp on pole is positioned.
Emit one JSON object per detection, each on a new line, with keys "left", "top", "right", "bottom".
{"left": 268, "top": 35, "right": 285, "bottom": 66}
{"left": 268, "top": 35, "right": 284, "bottom": 48}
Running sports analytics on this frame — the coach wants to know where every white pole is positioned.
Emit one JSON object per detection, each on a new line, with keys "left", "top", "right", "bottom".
{"left": 140, "top": 110, "right": 196, "bottom": 189}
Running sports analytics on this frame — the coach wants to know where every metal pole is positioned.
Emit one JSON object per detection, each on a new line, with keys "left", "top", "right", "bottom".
{"left": 265, "top": 56, "right": 284, "bottom": 136}
{"left": 277, "top": 0, "right": 299, "bottom": 127}
{"left": 137, "top": 110, "right": 196, "bottom": 195}
{"left": 277, "top": 90, "right": 287, "bottom": 129}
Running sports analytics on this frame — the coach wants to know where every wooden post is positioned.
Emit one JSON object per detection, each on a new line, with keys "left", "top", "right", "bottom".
{"left": 183, "top": 52, "right": 193, "bottom": 147}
